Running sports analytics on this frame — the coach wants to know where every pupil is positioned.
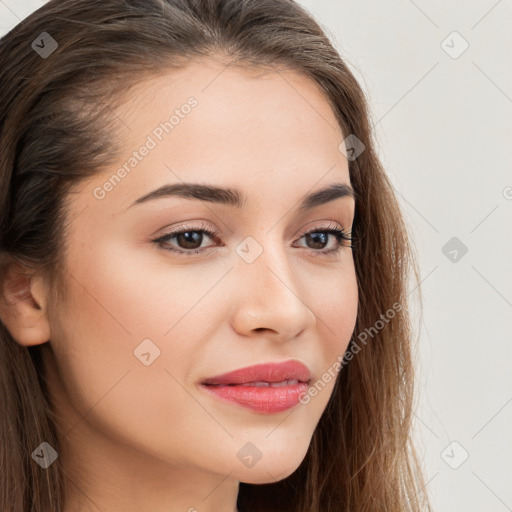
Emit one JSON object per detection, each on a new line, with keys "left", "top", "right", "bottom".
{"left": 178, "top": 231, "right": 202, "bottom": 249}
{"left": 307, "top": 232, "right": 327, "bottom": 249}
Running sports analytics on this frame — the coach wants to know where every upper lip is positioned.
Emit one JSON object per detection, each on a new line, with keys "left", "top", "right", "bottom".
{"left": 201, "top": 360, "right": 311, "bottom": 385}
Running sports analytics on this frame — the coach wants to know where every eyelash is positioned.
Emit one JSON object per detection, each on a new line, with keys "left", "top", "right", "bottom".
{"left": 152, "top": 221, "right": 353, "bottom": 258}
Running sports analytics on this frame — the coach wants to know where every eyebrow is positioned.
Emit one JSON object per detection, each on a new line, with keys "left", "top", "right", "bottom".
{"left": 128, "top": 181, "right": 355, "bottom": 213}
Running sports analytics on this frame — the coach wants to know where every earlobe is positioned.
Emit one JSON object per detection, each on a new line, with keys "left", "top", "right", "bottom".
{"left": 0, "top": 258, "right": 51, "bottom": 346}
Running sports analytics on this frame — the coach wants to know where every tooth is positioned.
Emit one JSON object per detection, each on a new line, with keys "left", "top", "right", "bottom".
{"left": 241, "top": 381, "right": 270, "bottom": 387}
{"left": 235, "top": 379, "right": 301, "bottom": 387}
{"left": 270, "top": 379, "right": 299, "bottom": 387}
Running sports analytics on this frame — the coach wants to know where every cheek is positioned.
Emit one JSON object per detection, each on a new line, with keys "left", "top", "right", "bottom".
{"left": 314, "top": 262, "right": 359, "bottom": 358}
{"left": 291, "top": 259, "right": 358, "bottom": 412}
{"left": 49, "top": 247, "right": 203, "bottom": 385}
{"left": 47, "top": 266, "right": 215, "bottom": 465}
{"left": 46, "top": 269, "right": 143, "bottom": 418}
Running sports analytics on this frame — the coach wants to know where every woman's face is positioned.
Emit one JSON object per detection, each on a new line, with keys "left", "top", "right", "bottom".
{"left": 42, "top": 58, "right": 358, "bottom": 502}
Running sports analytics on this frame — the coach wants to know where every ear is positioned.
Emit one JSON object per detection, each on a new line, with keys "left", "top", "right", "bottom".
{"left": 0, "top": 256, "right": 51, "bottom": 346}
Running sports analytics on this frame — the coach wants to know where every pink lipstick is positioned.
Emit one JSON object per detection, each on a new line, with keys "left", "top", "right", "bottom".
{"left": 200, "top": 360, "right": 311, "bottom": 414}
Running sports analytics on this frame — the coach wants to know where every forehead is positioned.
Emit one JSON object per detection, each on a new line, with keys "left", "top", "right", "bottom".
{"left": 120, "top": 58, "right": 345, "bottom": 155}
{"left": 119, "top": 57, "right": 343, "bottom": 134}
{"left": 75, "top": 58, "right": 351, "bottom": 215}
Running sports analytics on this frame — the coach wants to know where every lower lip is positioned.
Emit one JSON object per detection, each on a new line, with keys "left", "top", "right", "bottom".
{"left": 200, "top": 382, "right": 309, "bottom": 413}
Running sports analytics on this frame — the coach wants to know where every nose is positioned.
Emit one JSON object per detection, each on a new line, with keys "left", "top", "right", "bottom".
{"left": 229, "top": 240, "right": 317, "bottom": 341}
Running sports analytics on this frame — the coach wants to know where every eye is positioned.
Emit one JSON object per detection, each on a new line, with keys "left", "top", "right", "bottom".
{"left": 152, "top": 221, "right": 222, "bottom": 256}
{"left": 294, "top": 222, "right": 353, "bottom": 256}
{"left": 152, "top": 221, "right": 353, "bottom": 257}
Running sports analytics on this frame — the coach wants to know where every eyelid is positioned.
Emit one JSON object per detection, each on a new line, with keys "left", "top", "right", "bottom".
{"left": 152, "top": 219, "right": 353, "bottom": 256}
{"left": 154, "top": 220, "right": 348, "bottom": 241}
{"left": 299, "top": 220, "right": 347, "bottom": 235}
{"left": 154, "top": 221, "right": 220, "bottom": 240}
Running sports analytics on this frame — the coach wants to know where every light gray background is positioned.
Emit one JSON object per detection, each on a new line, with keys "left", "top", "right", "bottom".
{"left": 1, "top": 1, "right": 511, "bottom": 511}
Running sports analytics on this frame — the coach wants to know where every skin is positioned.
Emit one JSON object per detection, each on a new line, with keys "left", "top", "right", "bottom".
{"left": 0, "top": 57, "right": 358, "bottom": 512}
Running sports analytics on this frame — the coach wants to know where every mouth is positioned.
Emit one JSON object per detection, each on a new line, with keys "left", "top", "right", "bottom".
{"left": 203, "top": 379, "right": 308, "bottom": 388}
{"left": 200, "top": 359, "right": 312, "bottom": 386}
{"left": 199, "top": 360, "right": 312, "bottom": 413}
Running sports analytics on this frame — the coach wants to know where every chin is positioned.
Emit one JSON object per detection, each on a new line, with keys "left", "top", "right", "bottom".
{"left": 234, "top": 447, "right": 308, "bottom": 485}
{"left": 237, "top": 466, "right": 298, "bottom": 485}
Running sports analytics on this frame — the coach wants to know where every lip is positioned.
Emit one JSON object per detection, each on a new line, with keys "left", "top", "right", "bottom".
{"left": 200, "top": 360, "right": 311, "bottom": 414}
{"left": 201, "top": 360, "right": 311, "bottom": 386}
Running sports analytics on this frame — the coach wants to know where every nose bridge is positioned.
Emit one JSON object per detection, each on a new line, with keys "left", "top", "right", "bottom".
{"left": 230, "top": 232, "right": 316, "bottom": 337}
{"left": 237, "top": 230, "right": 294, "bottom": 292}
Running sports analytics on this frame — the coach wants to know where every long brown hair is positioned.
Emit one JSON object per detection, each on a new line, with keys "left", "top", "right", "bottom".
{"left": 0, "top": 1, "right": 431, "bottom": 510}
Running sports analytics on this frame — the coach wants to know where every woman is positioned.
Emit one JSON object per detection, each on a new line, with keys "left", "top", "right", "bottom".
{"left": 0, "top": 1, "right": 431, "bottom": 511}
